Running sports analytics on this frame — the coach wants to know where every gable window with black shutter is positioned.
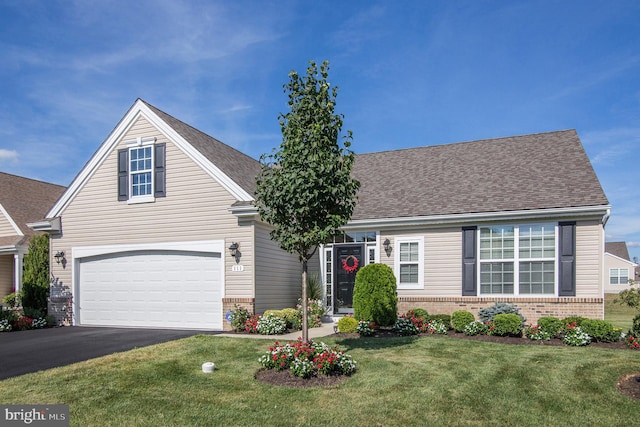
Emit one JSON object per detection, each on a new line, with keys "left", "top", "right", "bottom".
{"left": 118, "top": 137, "right": 166, "bottom": 203}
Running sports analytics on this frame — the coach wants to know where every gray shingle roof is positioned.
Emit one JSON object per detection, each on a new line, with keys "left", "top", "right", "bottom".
{"left": 0, "top": 172, "right": 66, "bottom": 241}
{"left": 605, "top": 242, "right": 631, "bottom": 261}
{"left": 143, "top": 100, "right": 261, "bottom": 196}
{"left": 351, "top": 130, "right": 608, "bottom": 220}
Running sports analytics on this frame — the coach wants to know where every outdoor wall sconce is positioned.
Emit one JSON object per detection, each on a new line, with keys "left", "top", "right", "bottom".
{"left": 229, "top": 242, "right": 239, "bottom": 257}
{"left": 54, "top": 251, "right": 65, "bottom": 264}
{"left": 383, "top": 239, "right": 392, "bottom": 257}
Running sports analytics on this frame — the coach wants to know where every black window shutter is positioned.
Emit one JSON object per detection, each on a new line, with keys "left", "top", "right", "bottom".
{"left": 462, "top": 226, "right": 477, "bottom": 296}
{"left": 117, "top": 149, "right": 128, "bottom": 201}
{"left": 558, "top": 221, "right": 576, "bottom": 296}
{"left": 154, "top": 143, "right": 166, "bottom": 198}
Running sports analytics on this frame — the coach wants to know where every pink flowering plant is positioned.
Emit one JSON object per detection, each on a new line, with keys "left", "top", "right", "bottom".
{"left": 625, "top": 335, "right": 640, "bottom": 350}
{"left": 296, "top": 298, "right": 325, "bottom": 328}
{"left": 259, "top": 339, "right": 357, "bottom": 379}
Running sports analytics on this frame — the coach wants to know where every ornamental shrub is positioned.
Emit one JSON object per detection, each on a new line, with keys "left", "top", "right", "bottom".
{"left": 353, "top": 264, "right": 397, "bottom": 327}
{"left": 428, "top": 314, "right": 451, "bottom": 330}
{"left": 21, "top": 234, "right": 50, "bottom": 314}
{"left": 409, "top": 308, "right": 429, "bottom": 318}
{"left": 562, "top": 326, "right": 591, "bottom": 346}
{"left": 478, "top": 303, "right": 526, "bottom": 323}
{"left": 257, "top": 313, "right": 287, "bottom": 335}
{"left": 490, "top": 313, "right": 523, "bottom": 337}
{"left": 561, "top": 316, "right": 587, "bottom": 330}
{"left": 337, "top": 316, "right": 358, "bottom": 333}
{"left": 2, "top": 293, "right": 19, "bottom": 309}
{"left": 580, "top": 319, "right": 616, "bottom": 342}
{"left": 629, "top": 313, "right": 640, "bottom": 337}
{"left": 394, "top": 316, "right": 419, "bottom": 336}
{"left": 537, "top": 316, "right": 563, "bottom": 338}
{"left": 230, "top": 305, "right": 251, "bottom": 332}
{"left": 451, "top": 310, "right": 475, "bottom": 332}
{"left": 356, "top": 320, "right": 378, "bottom": 336}
{"left": 464, "top": 321, "right": 488, "bottom": 336}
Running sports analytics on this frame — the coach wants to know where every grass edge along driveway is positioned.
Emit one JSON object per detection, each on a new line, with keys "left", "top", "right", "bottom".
{"left": 1, "top": 335, "right": 639, "bottom": 427}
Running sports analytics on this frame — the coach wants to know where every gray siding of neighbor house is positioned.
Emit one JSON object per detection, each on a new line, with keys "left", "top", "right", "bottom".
{"left": 253, "top": 222, "right": 307, "bottom": 314}
{"left": 50, "top": 115, "right": 255, "bottom": 300}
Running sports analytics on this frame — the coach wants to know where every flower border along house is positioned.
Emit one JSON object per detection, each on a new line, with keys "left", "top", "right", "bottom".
{"left": 36, "top": 99, "right": 609, "bottom": 330}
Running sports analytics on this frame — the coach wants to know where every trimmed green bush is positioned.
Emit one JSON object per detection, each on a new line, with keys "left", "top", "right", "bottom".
{"left": 478, "top": 303, "right": 525, "bottom": 323}
{"left": 353, "top": 264, "right": 397, "bottom": 327}
{"left": 490, "top": 313, "right": 523, "bottom": 337}
{"left": 580, "top": 319, "right": 616, "bottom": 342}
{"left": 21, "top": 234, "right": 50, "bottom": 313}
{"left": 451, "top": 310, "right": 475, "bottom": 332}
{"left": 537, "top": 316, "right": 563, "bottom": 338}
{"left": 630, "top": 314, "right": 640, "bottom": 337}
{"left": 337, "top": 316, "right": 358, "bottom": 333}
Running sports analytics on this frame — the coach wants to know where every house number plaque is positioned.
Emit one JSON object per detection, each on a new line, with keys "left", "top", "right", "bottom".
{"left": 232, "top": 265, "right": 244, "bottom": 272}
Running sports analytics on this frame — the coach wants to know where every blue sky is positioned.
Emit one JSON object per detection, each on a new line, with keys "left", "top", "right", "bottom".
{"left": 1, "top": 1, "right": 639, "bottom": 260}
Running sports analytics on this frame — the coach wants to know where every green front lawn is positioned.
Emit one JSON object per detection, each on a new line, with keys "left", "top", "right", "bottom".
{"left": 605, "top": 292, "right": 638, "bottom": 331}
{"left": 1, "top": 335, "right": 639, "bottom": 426}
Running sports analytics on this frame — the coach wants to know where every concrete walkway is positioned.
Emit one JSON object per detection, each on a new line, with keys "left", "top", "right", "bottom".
{"left": 218, "top": 321, "right": 337, "bottom": 340}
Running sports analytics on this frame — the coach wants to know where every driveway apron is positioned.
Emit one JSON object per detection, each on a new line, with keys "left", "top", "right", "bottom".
{"left": 0, "top": 326, "right": 216, "bottom": 380}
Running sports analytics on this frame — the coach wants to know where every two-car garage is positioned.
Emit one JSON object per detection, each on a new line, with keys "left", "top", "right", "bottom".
{"left": 74, "top": 241, "right": 224, "bottom": 330}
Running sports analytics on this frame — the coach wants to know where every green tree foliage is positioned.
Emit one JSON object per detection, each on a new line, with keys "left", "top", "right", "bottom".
{"left": 353, "top": 264, "right": 397, "bottom": 327}
{"left": 21, "top": 234, "right": 50, "bottom": 313}
{"left": 615, "top": 287, "right": 640, "bottom": 311}
{"left": 255, "top": 60, "right": 360, "bottom": 341}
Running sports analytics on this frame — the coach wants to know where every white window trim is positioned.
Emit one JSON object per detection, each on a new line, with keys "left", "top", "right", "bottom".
{"left": 609, "top": 268, "right": 629, "bottom": 285}
{"left": 394, "top": 236, "right": 424, "bottom": 290}
{"left": 126, "top": 137, "right": 156, "bottom": 204}
{"left": 477, "top": 223, "right": 558, "bottom": 297}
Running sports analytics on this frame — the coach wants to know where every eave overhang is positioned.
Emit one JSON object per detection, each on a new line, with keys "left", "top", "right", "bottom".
{"left": 27, "top": 217, "right": 62, "bottom": 235}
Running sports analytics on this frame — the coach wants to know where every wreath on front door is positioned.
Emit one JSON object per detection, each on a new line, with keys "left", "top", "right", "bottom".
{"left": 341, "top": 255, "right": 359, "bottom": 273}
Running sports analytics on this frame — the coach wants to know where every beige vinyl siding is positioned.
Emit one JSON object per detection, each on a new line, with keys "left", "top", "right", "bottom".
{"left": 379, "top": 227, "right": 461, "bottom": 297}
{"left": 0, "top": 255, "right": 13, "bottom": 297}
{"left": 575, "top": 220, "right": 603, "bottom": 297}
{"left": 0, "top": 210, "right": 18, "bottom": 236}
{"left": 603, "top": 253, "right": 635, "bottom": 294}
{"left": 50, "top": 116, "right": 254, "bottom": 298}
{"left": 253, "top": 222, "right": 302, "bottom": 313}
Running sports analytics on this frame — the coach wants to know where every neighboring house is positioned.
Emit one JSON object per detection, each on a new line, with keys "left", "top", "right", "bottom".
{"left": 36, "top": 99, "right": 610, "bottom": 330}
{"left": 604, "top": 242, "right": 638, "bottom": 293}
{"left": 0, "top": 172, "right": 66, "bottom": 300}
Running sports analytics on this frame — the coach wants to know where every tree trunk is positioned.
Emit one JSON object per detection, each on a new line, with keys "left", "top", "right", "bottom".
{"left": 301, "top": 259, "right": 308, "bottom": 342}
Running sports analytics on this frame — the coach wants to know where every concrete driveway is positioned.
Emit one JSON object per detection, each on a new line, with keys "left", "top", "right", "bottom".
{"left": 0, "top": 326, "right": 217, "bottom": 380}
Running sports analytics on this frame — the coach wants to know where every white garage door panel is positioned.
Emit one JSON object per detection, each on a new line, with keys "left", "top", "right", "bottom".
{"left": 78, "top": 250, "right": 222, "bottom": 329}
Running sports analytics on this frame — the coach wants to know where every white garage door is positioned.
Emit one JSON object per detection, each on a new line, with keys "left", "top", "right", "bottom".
{"left": 78, "top": 250, "right": 222, "bottom": 330}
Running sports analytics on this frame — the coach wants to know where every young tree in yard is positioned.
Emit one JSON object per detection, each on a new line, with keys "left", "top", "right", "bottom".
{"left": 255, "top": 60, "right": 360, "bottom": 341}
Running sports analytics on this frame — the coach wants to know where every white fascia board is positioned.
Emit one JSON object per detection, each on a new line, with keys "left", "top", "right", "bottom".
{"left": 343, "top": 205, "right": 612, "bottom": 231}
{"left": 47, "top": 100, "right": 252, "bottom": 218}
{"left": 73, "top": 240, "right": 225, "bottom": 259}
{"left": 27, "top": 217, "right": 62, "bottom": 233}
{"left": 228, "top": 205, "right": 259, "bottom": 218}
{"left": 0, "top": 203, "right": 24, "bottom": 236}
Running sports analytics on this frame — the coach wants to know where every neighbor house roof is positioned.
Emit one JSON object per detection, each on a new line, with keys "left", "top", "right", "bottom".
{"left": 142, "top": 101, "right": 261, "bottom": 196}
{"left": 0, "top": 172, "right": 66, "bottom": 244}
{"left": 605, "top": 242, "right": 631, "bottom": 261}
{"left": 351, "top": 129, "right": 609, "bottom": 221}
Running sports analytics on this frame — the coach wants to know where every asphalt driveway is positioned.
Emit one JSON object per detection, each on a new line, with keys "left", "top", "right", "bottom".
{"left": 0, "top": 326, "right": 217, "bottom": 380}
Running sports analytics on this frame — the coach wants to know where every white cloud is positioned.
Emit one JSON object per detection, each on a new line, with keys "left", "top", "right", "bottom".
{"left": 0, "top": 149, "right": 18, "bottom": 162}
{"left": 628, "top": 242, "right": 640, "bottom": 248}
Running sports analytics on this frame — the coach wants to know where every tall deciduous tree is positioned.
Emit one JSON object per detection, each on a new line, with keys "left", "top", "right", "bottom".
{"left": 255, "top": 60, "right": 360, "bottom": 341}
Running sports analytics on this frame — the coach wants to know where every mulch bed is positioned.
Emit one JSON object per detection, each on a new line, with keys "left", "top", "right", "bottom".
{"left": 254, "top": 330, "right": 640, "bottom": 398}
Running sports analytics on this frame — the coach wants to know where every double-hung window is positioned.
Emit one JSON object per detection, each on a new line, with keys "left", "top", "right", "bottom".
{"left": 479, "top": 224, "right": 556, "bottom": 295}
{"left": 118, "top": 137, "right": 166, "bottom": 203}
{"left": 610, "top": 268, "right": 629, "bottom": 285}
{"left": 130, "top": 146, "right": 153, "bottom": 197}
{"left": 395, "top": 236, "right": 424, "bottom": 289}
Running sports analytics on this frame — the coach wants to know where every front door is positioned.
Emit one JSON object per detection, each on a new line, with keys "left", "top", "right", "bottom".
{"left": 334, "top": 244, "right": 364, "bottom": 314}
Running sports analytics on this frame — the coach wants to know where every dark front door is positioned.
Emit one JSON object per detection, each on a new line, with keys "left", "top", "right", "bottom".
{"left": 334, "top": 244, "right": 364, "bottom": 314}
